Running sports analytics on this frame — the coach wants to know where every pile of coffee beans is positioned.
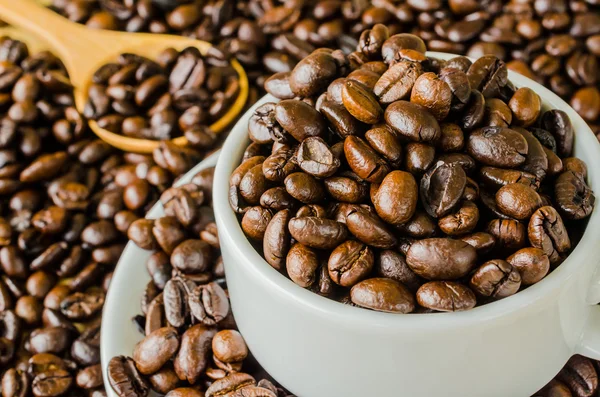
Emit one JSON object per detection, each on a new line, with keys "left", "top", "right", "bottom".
{"left": 108, "top": 168, "right": 293, "bottom": 397}
{"left": 86, "top": 46, "right": 239, "bottom": 142}
{"left": 47, "top": 0, "right": 600, "bottom": 140}
{"left": 0, "top": 36, "right": 221, "bottom": 397}
{"left": 231, "top": 28, "right": 595, "bottom": 313}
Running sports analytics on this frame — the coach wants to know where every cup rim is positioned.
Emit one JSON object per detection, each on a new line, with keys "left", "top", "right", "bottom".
{"left": 213, "top": 51, "right": 600, "bottom": 328}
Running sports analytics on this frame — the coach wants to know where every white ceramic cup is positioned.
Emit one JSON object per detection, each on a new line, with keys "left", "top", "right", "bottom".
{"left": 100, "top": 152, "right": 220, "bottom": 397}
{"left": 213, "top": 52, "right": 600, "bottom": 397}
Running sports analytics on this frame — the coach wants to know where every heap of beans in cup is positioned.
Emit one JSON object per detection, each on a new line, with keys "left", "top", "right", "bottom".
{"left": 109, "top": 171, "right": 293, "bottom": 397}
{"left": 85, "top": 46, "right": 239, "bottom": 142}
{"left": 230, "top": 29, "right": 595, "bottom": 313}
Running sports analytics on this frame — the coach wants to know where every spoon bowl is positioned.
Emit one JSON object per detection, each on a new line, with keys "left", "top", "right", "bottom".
{"left": 0, "top": 0, "right": 248, "bottom": 153}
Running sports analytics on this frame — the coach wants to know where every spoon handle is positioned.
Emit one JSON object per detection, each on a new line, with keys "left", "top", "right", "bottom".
{"left": 0, "top": 0, "right": 108, "bottom": 83}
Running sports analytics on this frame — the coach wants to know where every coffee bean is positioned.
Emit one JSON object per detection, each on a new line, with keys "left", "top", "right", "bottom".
{"left": 416, "top": 281, "right": 476, "bottom": 312}
{"left": 108, "top": 356, "right": 150, "bottom": 397}
{"left": 406, "top": 238, "right": 477, "bottom": 280}
{"left": 31, "top": 369, "right": 72, "bottom": 397}
{"left": 507, "top": 247, "right": 550, "bottom": 286}
{"left": 470, "top": 260, "right": 521, "bottom": 299}
{"left": 346, "top": 207, "right": 397, "bottom": 249}
{"left": 528, "top": 206, "right": 571, "bottom": 265}
{"left": 173, "top": 324, "right": 216, "bottom": 384}
{"left": 288, "top": 216, "right": 347, "bottom": 250}
{"left": 350, "top": 278, "right": 415, "bottom": 313}
{"left": 344, "top": 136, "right": 390, "bottom": 183}
{"left": 438, "top": 201, "right": 479, "bottom": 236}
{"left": 286, "top": 243, "right": 319, "bottom": 288}
{"left": 420, "top": 161, "right": 466, "bottom": 218}
{"left": 509, "top": 87, "right": 542, "bottom": 127}
{"left": 284, "top": 172, "right": 325, "bottom": 204}
{"left": 495, "top": 183, "right": 543, "bottom": 220}
{"left": 327, "top": 240, "right": 374, "bottom": 287}
{"left": 296, "top": 137, "right": 340, "bottom": 178}
{"left": 554, "top": 171, "right": 595, "bottom": 220}
{"left": 384, "top": 100, "right": 441, "bottom": 143}
{"left": 133, "top": 327, "right": 179, "bottom": 375}
{"left": 341, "top": 80, "right": 382, "bottom": 124}
{"left": 275, "top": 99, "right": 327, "bottom": 142}
{"left": 188, "top": 282, "right": 229, "bottom": 326}
{"left": 557, "top": 355, "right": 599, "bottom": 397}
{"left": 467, "top": 127, "right": 528, "bottom": 168}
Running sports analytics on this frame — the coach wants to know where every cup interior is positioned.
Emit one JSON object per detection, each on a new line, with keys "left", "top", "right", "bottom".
{"left": 213, "top": 51, "right": 600, "bottom": 328}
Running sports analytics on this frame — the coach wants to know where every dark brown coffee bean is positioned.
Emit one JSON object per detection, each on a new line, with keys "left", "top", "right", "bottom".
{"left": 420, "top": 161, "right": 466, "bottom": 218}
{"left": 60, "top": 289, "right": 104, "bottom": 321}
{"left": 296, "top": 137, "right": 340, "bottom": 178}
{"left": 406, "top": 238, "right": 477, "bottom": 280}
{"left": 108, "top": 356, "right": 150, "bottom": 397}
{"left": 374, "top": 61, "right": 422, "bottom": 104}
{"left": 288, "top": 216, "right": 347, "bottom": 250}
{"left": 133, "top": 327, "right": 179, "bottom": 375}
{"left": 382, "top": 34, "right": 426, "bottom": 64}
{"left": 76, "top": 364, "right": 102, "bottom": 389}
{"left": 1, "top": 368, "right": 29, "bottom": 397}
{"left": 410, "top": 72, "right": 452, "bottom": 121}
{"left": 341, "top": 80, "right": 382, "bottom": 124}
{"left": 284, "top": 172, "right": 324, "bottom": 204}
{"left": 350, "top": 277, "right": 415, "bottom": 313}
{"left": 557, "top": 355, "right": 598, "bottom": 397}
{"left": 495, "top": 183, "right": 543, "bottom": 220}
{"left": 275, "top": 99, "right": 327, "bottom": 142}
{"left": 487, "top": 218, "right": 526, "bottom": 251}
{"left": 467, "top": 127, "right": 528, "bottom": 168}
{"left": 163, "top": 278, "right": 193, "bottom": 328}
{"left": 470, "top": 259, "right": 521, "bottom": 298}
{"left": 241, "top": 206, "right": 273, "bottom": 241}
{"left": 205, "top": 372, "right": 258, "bottom": 397}
{"left": 438, "top": 201, "right": 479, "bottom": 236}
{"left": 188, "top": 282, "right": 228, "bottom": 326}
{"left": 467, "top": 55, "right": 508, "bottom": 98}
{"left": 373, "top": 171, "right": 418, "bottom": 225}
{"left": 127, "top": 219, "right": 157, "bottom": 250}
{"left": 417, "top": 281, "right": 476, "bottom": 312}
{"left": 509, "top": 87, "right": 541, "bottom": 127}
{"left": 479, "top": 167, "right": 539, "bottom": 191}
{"left": 286, "top": 243, "right": 319, "bottom": 288}
{"left": 324, "top": 174, "right": 368, "bottom": 204}
{"left": 541, "top": 110, "right": 574, "bottom": 158}
{"left": 327, "top": 240, "right": 374, "bottom": 287}
{"left": 364, "top": 126, "right": 403, "bottom": 167}
{"left": 344, "top": 136, "right": 390, "bottom": 183}
{"left": 528, "top": 206, "right": 571, "bottom": 265}
{"left": 258, "top": 207, "right": 291, "bottom": 272}
{"left": 173, "top": 324, "right": 216, "bottom": 384}
{"left": 507, "top": 247, "right": 550, "bottom": 285}
{"left": 384, "top": 100, "right": 441, "bottom": 143}
{"left": 554, "top": 171, "right": 595, "bottom": 220}
{"left": 31, "top": 369, "right": 72, "bottom": 397}
{"left": 346, "top": 207, "right": 397, "bottom": 249}
{"left": 289, "top": 51, "right": 339, "bottom": 97}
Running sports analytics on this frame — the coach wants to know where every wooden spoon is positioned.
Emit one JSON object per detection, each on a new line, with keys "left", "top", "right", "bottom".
{"left": 0, "top": 0, "right": 249, "bottom": 153}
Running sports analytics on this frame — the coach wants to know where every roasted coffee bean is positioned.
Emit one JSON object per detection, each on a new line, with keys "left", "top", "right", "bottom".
{"left": 76, "top": 364, "right": 103, "bottom": 389}
{"left": 384, "top": 100, "right": 440, "bottom": 143}
{"left": 60, "top": 289, "right": 105, "bottom": 321}
{"left": 324, "top": 174, "right": 368, "bottom": 204}
{"left": 344, "top": 136, "right": 390, "bottom": 183}
{"left": 420, "top": 161, "right": 466, "bottom": 218}
{"left": 374, "top": 61, "right": 423, "bottom": 104}
{"left": 417, "top": 281, "right": 476, "bottom": 312}
{"left": 555, "top": 171, "right": 595, "bottom": 220}
{"left": 373, "top": 171, "right": 418, "bottom": 225}
{"left": 108, "top": 356, "right": 150, "bottom": 397}
{"left": 467, "top": 55, "right": 508, "bottom": 98}
{"left": 286, "top": 243, "right": 319, "bottom": 288}
{"left": 275, "top": 99, "right": 327, "bottom": 142}
{"left": 31, "top": 369, "right": 72, "bottom": 397}
{"left": 288, "top": 216, "right": 347, "bottom": 250}
{"left": 173, "top": 324, "right": 216, "bottom": 384}
{"left": 327, "top": 240, "right": 374, "bottom": 287}
{"left": 528, "top": 206, "right": 571, "bottom": 265}
{"left": 470, "top": 260, "right": 521, "bottom": 299}
{"left": 296, "top": 137, "right": 340, "bottom": 178}
{"left": 346, "top": 207, "right": 397, "bottom": 249}
{"left": 557, "top": 355, "right": 599, "bottom": 397}
{"left": 350, "top": 278, "right": 415, "bottom": 313}
{"left": 507, "top": 247, "right": 550, "bottom": 286}
{"left": 438, "top": 201, "right": 479, "bottom": 236}
{"left": 342, "top": 80, "right": 382, "bottom": 124}
{"left": 133, "top": 327, "right": 179, "bottom": 375}
{"left": 542, "top": 110, "right": 574, "bottom": 158}
{"left": 495, "top": 183, "right": 543, "bottom": 220}
{"left": 188, "top": 282, "right": 229, "bottom": 326}
{"left": 284, "top": 172, "right": 325, "bottom": 203}
{"left": 467, "top": 127, "right": 528, "bottom": 168}
{"left": 406, "top": 238, "right": 477, "bottom": 280}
